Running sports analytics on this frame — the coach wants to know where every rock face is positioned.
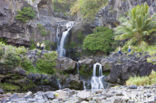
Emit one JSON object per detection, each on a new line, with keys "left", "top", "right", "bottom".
{"left": 94, "top": 0, "right": 156, "bottom": 27}
{"left": 102, "top": 53, "right": 155, "bottom": 84}
{"left": 0, "top": 0, "right": 68, "bottom": 47}
{"left": 66, "top": 22, "right": 93, "bottom": 60}
{"left": 1, "top": 86, "right": 156, "bottom": 103}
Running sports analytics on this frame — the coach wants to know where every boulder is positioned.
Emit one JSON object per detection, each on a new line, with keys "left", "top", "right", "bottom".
{"left": 78, "top": 58, "right": 95, "bottom": 79}
{"left": 77, "top": 91, "right": 91, "bottom": 100}
{"left": 104, "top": 53, "right": 155, "bottom": 84}
{"left": 56, "top": 57, "right": 76, "bottom": 71}
{"left": 62, "top": 74, "right": 83, "bottom": 90}
{"left": 78, "top": 58, "right": 94, "bottom": 65}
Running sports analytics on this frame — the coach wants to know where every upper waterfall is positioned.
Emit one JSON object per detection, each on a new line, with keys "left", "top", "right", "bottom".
{"left": 57, "top": 21, "right": 74, "bottom": 57}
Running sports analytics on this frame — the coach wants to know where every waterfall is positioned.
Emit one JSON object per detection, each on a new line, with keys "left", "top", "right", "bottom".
{"left": 57, "top": 79, "right": 62, "bottom": 89}
{"left": 91, "top": 63, "right": 104, "bottom": 90}
{"left": 83, "top": 81, "right": 86, "bottom": 90}
{"left": 57, "top": 21, "right": 74, "bottom": 57}
{"left": 76, "top": 62, "right": 80, "bottom": 74}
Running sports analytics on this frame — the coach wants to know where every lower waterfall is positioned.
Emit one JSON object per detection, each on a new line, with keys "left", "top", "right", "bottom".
{"left": 91, "top": 63, "right": 105, "bottom": 90}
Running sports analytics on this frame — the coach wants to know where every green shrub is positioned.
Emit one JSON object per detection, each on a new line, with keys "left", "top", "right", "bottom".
{"left": 4, "top": 51, "right": 21, "bottom": 68}
{"left": 36, "top": 51, "right": 58, "bottom": 74}
{"left": 126, "top": 71, "right": 156, "bottom": 86}
{"left": 21, "top": 57, "right": 35, "bottom": 71}
{"left": 16, "top": 6, "right": 36, "bottom": 23}
{"left": 15, "top": 46, "right": 27, "bottom": 55}
{"left": 126, "top": 76, "right": 150, "bottom": 86}
{"left": 83, "top": 27, "right": 114, "bottom": 54}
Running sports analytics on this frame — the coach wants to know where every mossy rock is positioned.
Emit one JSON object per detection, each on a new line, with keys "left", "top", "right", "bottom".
{"left": 79, "top": 64, "right": 93, "bottom": 78}
{"left": 0, "top": 83, "right": 20, "bottom": 93}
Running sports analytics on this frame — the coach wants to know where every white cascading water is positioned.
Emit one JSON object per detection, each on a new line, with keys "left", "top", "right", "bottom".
{"left": 57, "top": 79, "right": 62, "bottom": 89}
{"left": 76, "top": 62, "right": 80, "bottom": 74}
{"left": 91, "top": 63, "right": 104, "bottom": 90}
{"left": 83, "top": 81, "right": 86, "bottom": 90}
{"left": 58, "top": 21, "right": 74, "bottom": 57}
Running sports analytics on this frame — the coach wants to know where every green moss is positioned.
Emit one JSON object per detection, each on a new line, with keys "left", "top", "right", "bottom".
{"left": 79, "top": 65, "right": 92, "bottom": 78}
{"left": 16, "top": 6, "right": 36, "bottom": 23}
{"left": 0, "top": 83, "right": 20, "bottom": 92}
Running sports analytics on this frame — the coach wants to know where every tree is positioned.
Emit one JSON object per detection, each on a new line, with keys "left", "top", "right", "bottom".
{"left": 83, "top": 27, "right": 114, "bottom": 54}
{"left": 115, "top": 3, "right": 156, "bottom": 48}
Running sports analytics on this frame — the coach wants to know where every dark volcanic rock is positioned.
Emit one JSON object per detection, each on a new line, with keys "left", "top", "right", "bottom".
{"left": 94, "top": 0, "right": 156, "bottom": 27}
{"left": 103, "top": 53, "right": 155, "bottom": 84}
{"left": 0, "top": 0, "right": 68, "bottom": 47}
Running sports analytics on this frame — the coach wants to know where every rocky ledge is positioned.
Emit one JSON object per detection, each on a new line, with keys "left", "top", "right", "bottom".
{"left": 1, "top": 85, "right": 156, "bottom": 103}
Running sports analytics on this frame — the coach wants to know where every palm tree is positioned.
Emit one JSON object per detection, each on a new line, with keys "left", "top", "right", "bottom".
{"left": 115, "top": 3, "right": 156, "bottom": 47}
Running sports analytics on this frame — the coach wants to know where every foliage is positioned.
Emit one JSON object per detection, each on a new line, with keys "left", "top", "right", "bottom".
{"left": 16, "top": 6, "right": 36, "bottom": 23}
{"left": 0, "top": 42, "right": 57, "bottom": 75}
{"left": 0, "top": 83, "right": 20, "bottom": 92}
{"left": 52, "top": 0, "right": 76, "bottom": 15}
{"left": 83, "top": 27, "right": 114, "bottom": 54}
{"left": 115, "top": 3, "right": 156, "bottom": 49}
{"left": 146, "top": 45, "right": 156, "bottom": 64}
{"left": 37, "top": 24, "right": 50, "bottom": 36}
{"left": 21, "top": 57, "right": 35, "bottom": 71}
{"left": 30, "top": 40, "right": 36, "bottom": 50}
{"left": 126, "top": 71, "right": 156, "bottom": 86}
{"left": 15, "top": 46, "right": 27, "bottom": 55}
{"left": 36, "top": 51, "right": 58, "bottom": 74}
{"left": 4, "top": 50, "right": 21, "bottom": 69}
{"left": 43, "top": 40, "right": 57, "bottom": 50}
{"left": 70, "top": 0, "right": 108, "bottom": 20}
